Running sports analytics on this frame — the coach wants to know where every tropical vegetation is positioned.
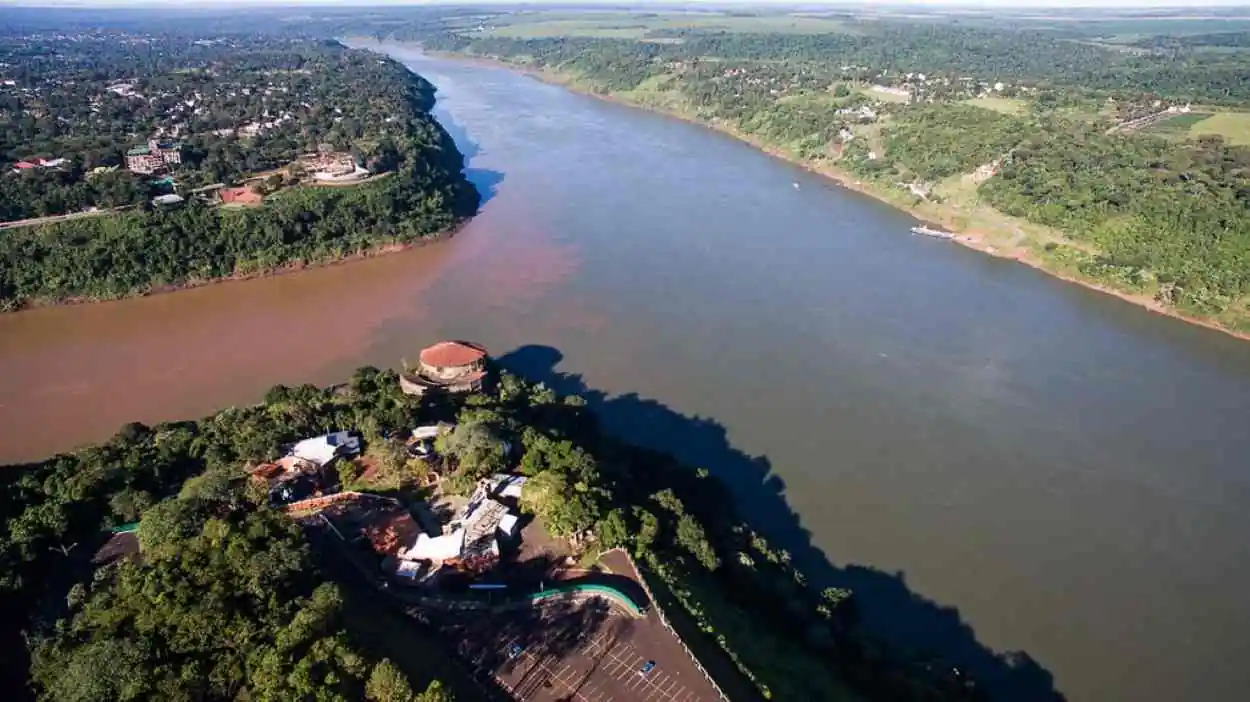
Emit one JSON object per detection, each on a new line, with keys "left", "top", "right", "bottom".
{"left": 2, "top": 365, "right": 986, "bottom": 701}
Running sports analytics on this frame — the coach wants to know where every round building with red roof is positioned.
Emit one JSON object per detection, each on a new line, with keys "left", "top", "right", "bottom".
{"left": 400, "top": 341, "right": 489, "bottom": 396}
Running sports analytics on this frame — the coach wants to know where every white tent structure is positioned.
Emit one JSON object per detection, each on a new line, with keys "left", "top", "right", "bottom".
{"left": 402, "top": 529, "right": 466, "bottom": 564}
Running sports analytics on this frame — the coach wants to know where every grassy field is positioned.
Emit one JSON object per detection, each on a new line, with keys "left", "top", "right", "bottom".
{"left": 480, "top": 11, "right": 857, "bottom": 39}
{"left": 1142, "top": 111, "right": 1216, "bottom": 138}
{"left": 964, "top": 96, "right": 1029, "bottom": 116}
{"left": 1188, "top": 111, "right": 1250, "bottom": 145}
{"left": 857, "top": 85, "right": 911, "bottom": 104}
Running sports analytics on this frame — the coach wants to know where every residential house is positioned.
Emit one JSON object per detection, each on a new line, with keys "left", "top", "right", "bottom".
{"left": 290, "top": 431, "right": 361, "bottom": 467}
{"left": 126, "top": 139, "right": 182, "bottom": 174}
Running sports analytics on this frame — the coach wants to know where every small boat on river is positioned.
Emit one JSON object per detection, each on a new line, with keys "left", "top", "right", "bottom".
{"left": 910, "top": 224, "right": 955, "bottom": 240}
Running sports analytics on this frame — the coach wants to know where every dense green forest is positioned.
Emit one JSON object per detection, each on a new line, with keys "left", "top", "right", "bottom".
{"left": 27, "top": 475, "right": 455, "bottom": 702}
{"left": 3, "top": 366, "right": 990, "bottom": 702}
{"left": 0, "top": 36, "right": 478, "bottom": 309}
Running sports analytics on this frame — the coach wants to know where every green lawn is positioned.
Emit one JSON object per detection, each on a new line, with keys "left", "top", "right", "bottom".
{"left": 1188, "top": 111, "right": 1250, "bottom": 145}
{"left": 964, "top": 96, "right": 1029, "bottom": 116}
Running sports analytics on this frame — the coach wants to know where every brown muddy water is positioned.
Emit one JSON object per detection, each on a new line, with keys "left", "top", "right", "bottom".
{"left": 4, "top": 44, "right": 1250, "bottom": 701}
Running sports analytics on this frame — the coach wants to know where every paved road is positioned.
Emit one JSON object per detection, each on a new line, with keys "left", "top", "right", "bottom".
{"left": 0, "top": 207, "right": 121, "bottom": 229}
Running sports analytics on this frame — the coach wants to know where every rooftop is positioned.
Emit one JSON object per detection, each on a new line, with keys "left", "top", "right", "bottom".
{"left": 290, "top": 431, "right": 360, "bottom": 467}
{"left": 363, "top": 509, "right": 424, "bottom": 557}
{"left": 419, "top": 340, "right": 487, "bottom": 369}
{"left": 406, "top": 529, "right": 466, "bottom": 563}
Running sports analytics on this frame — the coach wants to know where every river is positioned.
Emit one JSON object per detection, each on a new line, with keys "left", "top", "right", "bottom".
{"left": 3, "top": 45, "right": 1250, "bottom": 701}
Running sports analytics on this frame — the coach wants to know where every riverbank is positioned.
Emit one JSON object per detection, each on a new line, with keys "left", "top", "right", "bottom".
{"left": 5, "top": 365, "right": 978, "bottom": 701}
{"left": 1, "top": 223, "right": 465, "bottom": 314}
{"left": 418, "top": 46, "right": 1250, "bottom": 342}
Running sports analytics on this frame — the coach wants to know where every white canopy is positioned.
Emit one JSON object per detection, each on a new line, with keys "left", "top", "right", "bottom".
{"left": 403, "top": 529, "right": 465, "bottom": 563}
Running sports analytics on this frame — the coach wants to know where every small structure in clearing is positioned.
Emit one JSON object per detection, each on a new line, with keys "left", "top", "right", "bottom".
{"left": 249, "top": 431, "right": 360, "bottom": 507}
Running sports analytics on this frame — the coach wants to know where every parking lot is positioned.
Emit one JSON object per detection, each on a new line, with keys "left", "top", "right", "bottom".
{"left": 441, "top": 597, "right": 722, "bottom": 702}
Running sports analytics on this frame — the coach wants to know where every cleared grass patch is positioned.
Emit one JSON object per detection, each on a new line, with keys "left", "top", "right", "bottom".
{"left": 1142, "top": 111, "right": 1215, "bottom": 138}
{"left": 857, "top": 85, "right": 910, "bottom": 104}
{"left": 663, "top": 15, "right": 857, "bottom": 34}
{"left": 487, "top": 20, "right": 650, "bottom": 39}
{"left": 1189, "top": 111, "right": 1250, "bottom": 145}
{"left": 964, "top": 96, "right": 1028, "bottom": 116}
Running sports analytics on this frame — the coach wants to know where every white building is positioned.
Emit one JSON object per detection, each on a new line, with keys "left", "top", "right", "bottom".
{"left": 290, "top": 431, "right": 360, "bottom": 467}
{"left": 403, "top": 529, "right": 466, "bottom": 563}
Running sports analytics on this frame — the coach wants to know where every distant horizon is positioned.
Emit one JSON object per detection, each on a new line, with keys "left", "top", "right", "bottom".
{"left": 3, "top": 0, "right": 1250, "bottom": 10}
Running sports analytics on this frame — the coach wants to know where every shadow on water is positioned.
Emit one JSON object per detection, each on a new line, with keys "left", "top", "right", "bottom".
{"left": 465, "top": 167, "right": 504, "bottom": 207}
{"left": 497, "top": 344, "right": 1066, "bottom": 702}
{"left": 434, "top": 101, "right": 504, "bottom": 208}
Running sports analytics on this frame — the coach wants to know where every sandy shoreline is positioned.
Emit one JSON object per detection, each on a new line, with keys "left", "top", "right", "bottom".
{"left": 418, "top": 47, "right": 1250, "bottom": 342}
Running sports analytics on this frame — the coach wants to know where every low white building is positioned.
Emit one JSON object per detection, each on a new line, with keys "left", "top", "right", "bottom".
{"left": 290, "top": 431, "right": 360, "bottom": 467}
{"left": 312, "top": 164, "right": 370, "bottom": 183}
{"left": 404, "top": 529, "right": 466, "bottom": 563}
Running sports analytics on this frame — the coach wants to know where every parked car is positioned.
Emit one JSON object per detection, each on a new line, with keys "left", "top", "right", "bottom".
{"left": 507, "top": 643, "right": 524, "bottom": 660}
{"left": 639, "top": 660, "right": 656, "bottom": 676}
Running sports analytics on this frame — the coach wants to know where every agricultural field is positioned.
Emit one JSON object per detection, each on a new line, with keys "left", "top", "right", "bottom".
{"left": 478, "top": 11, "right": 857, "bottom": 39}
{"left": 1142, "top": 111, "right": 1216, "bottom": 138}
{"left": 1188, "top": 111, "right": 1250, "bottom": 145}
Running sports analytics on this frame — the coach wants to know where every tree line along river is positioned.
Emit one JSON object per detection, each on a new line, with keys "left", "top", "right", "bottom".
{"left": 3, "top": 46, "right": 1250, "bottom": 701}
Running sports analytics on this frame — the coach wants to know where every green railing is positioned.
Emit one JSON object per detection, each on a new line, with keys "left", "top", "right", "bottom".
{"left": 526, "top": 583, "right": 645, "bottom": 617}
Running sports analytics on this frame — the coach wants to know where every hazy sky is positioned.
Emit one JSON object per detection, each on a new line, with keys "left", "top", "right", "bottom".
{"left": 2, "top": 0, "right": 1248, "bottom": 8}
{"left": 3, "top": 0, "right": 1250, "bottom": 7}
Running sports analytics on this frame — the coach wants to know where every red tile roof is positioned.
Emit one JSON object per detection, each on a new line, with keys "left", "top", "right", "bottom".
{"left": 419, "top": 340, "right": 487, "bottom": 369}
{"left": 364, "top": 509, "right": 422, "bottom": 556}
{"left": 13, "top": 161, "right": 37, "bottom": 169}
{"left": 219, "top": 186, "right": 262, "bottom": 204}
